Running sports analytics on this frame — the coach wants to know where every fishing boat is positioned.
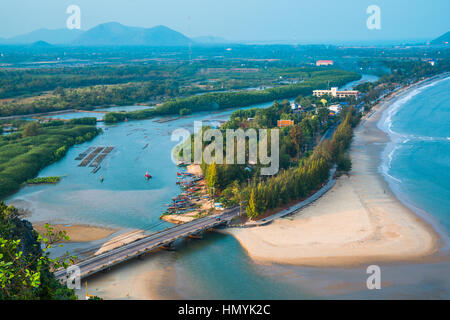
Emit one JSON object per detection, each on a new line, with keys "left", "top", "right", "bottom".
{"left": 176, "top": 161, "right": 189, "bottom": 167}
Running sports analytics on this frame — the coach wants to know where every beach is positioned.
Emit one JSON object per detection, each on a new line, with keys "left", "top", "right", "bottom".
{"left": 34, "top": 223, "right": 117, "bottom": 243}
{"left": 229, "top": 81, "right": 443, "bottom": 267}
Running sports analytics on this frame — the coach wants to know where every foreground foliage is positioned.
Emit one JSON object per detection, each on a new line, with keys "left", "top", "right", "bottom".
{"left": 0, "top": 202, "right": 76, "bottom": 300}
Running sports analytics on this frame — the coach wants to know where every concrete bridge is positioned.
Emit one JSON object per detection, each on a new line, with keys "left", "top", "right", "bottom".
{"left": 54, "top": 207, "right": 240, "bottom": 281}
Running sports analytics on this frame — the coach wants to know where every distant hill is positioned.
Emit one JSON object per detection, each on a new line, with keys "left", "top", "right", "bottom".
{"left": 193, "top": 36, "right": 229, "bottom": 44}
{"left": 31, "top": 40, "right": 52, "bottom": 47}
{"left": 431, "top": 31, "right": 450, "bottom": 45}
{"left": 0, "top": 28, "right": 83, "bottom": 44}
{"left": 73, "top": 22, "right": 192, "bottom": 46}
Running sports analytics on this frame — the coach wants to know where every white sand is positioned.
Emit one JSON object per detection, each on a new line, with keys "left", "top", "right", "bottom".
{"left": 229, "top": 87, "right": 440, "bottom": 267}
{"left": 94, "top": 229, "right": 146, "bottom": 255}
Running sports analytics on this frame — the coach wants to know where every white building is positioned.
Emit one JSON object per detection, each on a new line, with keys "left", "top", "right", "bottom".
{"left": 313, "top": 87, "right": 359, "bottom": 99}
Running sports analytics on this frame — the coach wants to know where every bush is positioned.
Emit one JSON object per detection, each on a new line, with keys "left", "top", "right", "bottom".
{"left": 337, "top": 153, "right": 352, "bottom": 172}
{"left": 179, "top": 108, "right": 192, "bottom": 116}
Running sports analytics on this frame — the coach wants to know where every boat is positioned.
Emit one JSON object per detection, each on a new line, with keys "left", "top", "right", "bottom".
{"left": 145, "top": 171, "right": 152, "bottom": 179}
{"left": 176, "top": 161, "right": 189, "bottom": 167}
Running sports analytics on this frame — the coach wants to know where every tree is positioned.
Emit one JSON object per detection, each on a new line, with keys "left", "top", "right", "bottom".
{"left": 246, "top": 189, "right": 257, "bottom": 219}
{"left": 289, "top": 124, "right": 304, "bottom": 158}
{"left": 22, "top": 122, "right": 41, "bottom": 138}
{"left": 206, "top": 162, "right": 218, "bottom": 194}
{"left": 317, "top": 107, "right": 329, "bottom": 124}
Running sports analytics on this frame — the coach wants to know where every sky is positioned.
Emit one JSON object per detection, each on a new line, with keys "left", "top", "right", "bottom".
{"left": 1, "top": 0, "right": 449, "bottom": 43}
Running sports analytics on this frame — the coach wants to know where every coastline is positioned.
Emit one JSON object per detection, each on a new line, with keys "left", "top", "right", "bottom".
{"left": 228, "top": 77, "right": 445, "bottom": 268}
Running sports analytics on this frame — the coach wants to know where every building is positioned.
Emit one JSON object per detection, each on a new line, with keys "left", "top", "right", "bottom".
{"left": 328, "top": 104, "right": 342, "bottom": 115}
{"left": 316, "top": 60, "right": 334, "bottom": 66}
{"left": 313, "top": 87, "right": 359, "bottom": 99}
{"left": 277, "top": 119, "right": 294, "bottom": 128}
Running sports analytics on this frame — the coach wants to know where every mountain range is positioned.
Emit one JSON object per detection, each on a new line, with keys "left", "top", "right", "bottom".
{"left": 0, "top": 22, "right": 199, "bottom": 46}
{"left": 1, "top": 23, "right": 448, "bottom": 47}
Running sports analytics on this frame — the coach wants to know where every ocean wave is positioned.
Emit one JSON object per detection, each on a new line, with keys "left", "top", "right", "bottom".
{"left": 376, "top": 75, "right": 450, "bottom": 245}
{"left": 380, "top": 76, "right": 450, "bottom": 138}
{"left": 378, "top": 76, "right": 450, "bottom": 186}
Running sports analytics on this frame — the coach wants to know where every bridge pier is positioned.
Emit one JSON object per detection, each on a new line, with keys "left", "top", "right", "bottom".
{"left": 101, "top": 267, "right": 111, "bottom": 273}
{"left": 188, "top": 231, "right": 204, "bottom": 239}
{"left": 163, "top": 242, "right": 176, "bottom": 251}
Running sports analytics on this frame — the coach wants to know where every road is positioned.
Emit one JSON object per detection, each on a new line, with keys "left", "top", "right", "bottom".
{"left": 55, "top": 207, "right": 240, "bottom": 281}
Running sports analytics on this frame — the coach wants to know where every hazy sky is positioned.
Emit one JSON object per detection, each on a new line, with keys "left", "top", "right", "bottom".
{"left": 1, "top": 0, "right": 449, "bottom": 43}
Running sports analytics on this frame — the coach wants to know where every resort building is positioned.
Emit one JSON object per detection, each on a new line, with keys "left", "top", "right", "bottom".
{"left": 313, "top": 87, "right": 360, "bottom": 100}
{"left": 316, "top": 60, "right": 334, "bottom": 66}
{"left": 277, "top": 119, "right": 294, "bottom": 128}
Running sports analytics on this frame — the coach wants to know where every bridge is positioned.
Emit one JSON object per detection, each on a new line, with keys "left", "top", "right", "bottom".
{"left": 54, "top": 207, "right": 240, "bottom": 281}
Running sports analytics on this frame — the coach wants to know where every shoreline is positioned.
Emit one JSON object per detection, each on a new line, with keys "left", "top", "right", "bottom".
{"left": 33, "top": 223, "right": 117, "bottom": 243}
{"left": 377, "top": 74, "right": 450, "bottom": 248}
{"left": 228, "top": 76, "right": 446, "bottom": 268}
{"left": 160, "top": 164, "right": 215, "bottom": 224}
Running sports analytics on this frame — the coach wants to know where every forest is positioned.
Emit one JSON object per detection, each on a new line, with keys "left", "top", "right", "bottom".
{"left": 0, "top": 63, "right": 360, "bottom": 118}
{"left": 104, "top": 69, "right": 360, "bottom": 123}
{"left": 201, "top": 107, "right": 359, "bottom": 218}
{"left": 0, "top": 120, "right": 101, "bottom": 198}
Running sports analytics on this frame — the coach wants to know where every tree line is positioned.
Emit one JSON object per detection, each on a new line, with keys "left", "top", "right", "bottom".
{"left": 104, "top": 69, "right": 361, "bottom": 123}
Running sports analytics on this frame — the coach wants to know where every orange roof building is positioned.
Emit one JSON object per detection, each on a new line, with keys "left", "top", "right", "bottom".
{"left": 277, "top": 119, "right": 294, "bottom": 128}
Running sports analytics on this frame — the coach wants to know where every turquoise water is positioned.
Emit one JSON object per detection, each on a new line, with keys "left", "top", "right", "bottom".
{"left": 48, "top": 112, "right": 105, "bottom": 120}
{"left": 379, "top": 76, "right": 450, "bottom": 242}
{"left": 94, "top": 105, "right": 154, "bottom": 112}
{"left": 340, "top": 74, "right": 379, "bottom": 90}
{"left": 7, "top": 101, "right": 276, "bottom": 230}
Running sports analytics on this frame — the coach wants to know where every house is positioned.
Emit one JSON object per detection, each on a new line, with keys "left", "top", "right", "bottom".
{"left": 277, "top": 119, "right": 294, "bottom": 128}
{"left": 290, "top": 102, "right": 303, "bottom": 110}
{"left": 290, "top": 102, "right": 304, "bottom": 114}
{"left": 316, "top": 60, "right": 334, "bottom": 66}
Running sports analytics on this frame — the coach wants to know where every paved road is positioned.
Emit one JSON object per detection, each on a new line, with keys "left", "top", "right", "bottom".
{"left": 55, "top": 207, "right": 240, "bottom": 281}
